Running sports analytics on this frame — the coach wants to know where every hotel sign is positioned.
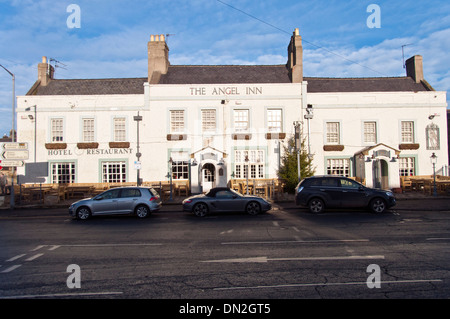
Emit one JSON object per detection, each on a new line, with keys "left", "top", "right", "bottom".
{"left": 48, "top": 147, "right": 133, "bottom": 156}
{"left": 189, "top": 86, "right": 263, "bottom": 96}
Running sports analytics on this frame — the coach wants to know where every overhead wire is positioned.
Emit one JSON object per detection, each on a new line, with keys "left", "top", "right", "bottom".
{"left": 215, "top": 0, "right": 388, "bottom": 76}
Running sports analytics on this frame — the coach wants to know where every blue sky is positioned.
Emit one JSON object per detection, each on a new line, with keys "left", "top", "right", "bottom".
{"left": 1, "top": 0, "right": 449, "bottom": 136}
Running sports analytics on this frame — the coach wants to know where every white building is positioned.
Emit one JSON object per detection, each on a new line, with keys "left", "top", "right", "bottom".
{"left": 16, "top": 29, "right": 448, "bottom": 192}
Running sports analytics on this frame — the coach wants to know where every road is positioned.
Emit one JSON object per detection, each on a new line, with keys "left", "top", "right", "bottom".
{"left": 0, "top": 203, "right": 449, "bottom": 305}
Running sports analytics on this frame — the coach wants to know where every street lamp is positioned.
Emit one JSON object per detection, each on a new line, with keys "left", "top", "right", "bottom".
{"left": 167, "top": 157, "right": 173, "bottom": 201}
{"left": 245, "top": 155, "right": 249, "bottom": 195}
{"left": 133, "top": 112, "right": 142, "bottom": 186}
{"left": 293, "top": 121, "right": 301, "bottom": 182}
{"left": 0, "top": 64, "right": 15, "bottom": 142}
{"left": 1, "top": 64, "right": 16, "bottom": 210}
{"left": 430, "top": 152, "right": 437, "bottom": 196}
{"left": 25, "top": 105, "right": 37, "bottom": 162}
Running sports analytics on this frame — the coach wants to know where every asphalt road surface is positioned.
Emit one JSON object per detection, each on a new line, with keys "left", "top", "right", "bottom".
{"left": 1, "top": 203, "right": 449, "bottom": 307}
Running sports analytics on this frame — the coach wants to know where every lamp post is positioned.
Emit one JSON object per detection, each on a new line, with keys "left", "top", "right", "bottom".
{"left": 168, "top": 157, "right": 173, "bottom": 201}
{"left": 293, "top": 121, "right": 301, "bottom": 182}
{"left": 133, "top": 112, "right": 142, "bottom": 186}
{"left": 430, "top": 152, "right": 437, "bottom": 196}
{"left": 0, "top": 64, "right": 15, "bottom": 142}
{"left": 25, "top": 105, "right": 37, "bottom": 162}
{"left": 1, "top": 64, "right": 15, "bottom": 210}
{"left": 245, "top": 155, "right": 249, "bottom": 195}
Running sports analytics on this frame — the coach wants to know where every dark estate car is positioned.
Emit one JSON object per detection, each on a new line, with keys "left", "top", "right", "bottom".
{"left": 69, "top": 186, "right": 162, "bottom": 220}
{"left": 183, "top": 187, "right": 272, "bottom": 217}
{"left": 295, "top": 175, "right": 396, "bottom": 214}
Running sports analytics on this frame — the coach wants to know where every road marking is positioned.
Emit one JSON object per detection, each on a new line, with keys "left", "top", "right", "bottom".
{"left": 48, "top": 245, "right": 61, "bottom": 251}
{"left": 426, "top": 238, "right": 450, "bottom": 241}
{"left": 25, "top": 253, "right": 44, "bottom": 261}
{"left": 222, "top": 239, "right": 370, "bottom": 245}
{"left": 31, "top": 245, "right": 45, "bottom": 252}
{"left": 1, "top": 265, "right": 22, "bottom": 273}
{"left": 201, "top": 255, "right": 384, "bottom": 263}
{"left": 6, "top": 254, "right": 26, "bottom": 262}
{"left": 220, "top": 229, "right": 234, "bottom": 235}
{"left": 0, "top": 291, "right": 124, "bottom": 299}
{"left": 213, "top": 279, "right": 443, "bottom": 291}
{"left": 60, "top": 243, "right": 163, "bottom": 247}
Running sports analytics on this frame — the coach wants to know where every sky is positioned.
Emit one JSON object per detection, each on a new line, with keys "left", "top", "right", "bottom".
{"left": 1, "top": 0, "right": 450, "bottom": 136}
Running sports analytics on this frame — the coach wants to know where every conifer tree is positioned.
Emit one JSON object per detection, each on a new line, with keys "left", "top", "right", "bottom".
{"left": 277, "top": 136, "right": 315, "bottom": 193}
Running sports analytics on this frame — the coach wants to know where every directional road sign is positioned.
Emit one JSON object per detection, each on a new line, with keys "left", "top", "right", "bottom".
{"left": 1, "top": 150, "right": 29, "bottom": 160}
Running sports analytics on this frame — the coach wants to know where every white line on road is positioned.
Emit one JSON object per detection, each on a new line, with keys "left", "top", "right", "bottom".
{"left": 60, "top": 243, "right": 163, "bottom": 247}
{"left": 30, "top": 245, "right": 46, "bottom": 252}
{"left": 0, "top": 291, "right": 123, "bottom": 299}
{"left": 222, "top": 239, "right": 370, "bottom": 245}
{"left": 426, "top": 238, "right": 450, "bottom": 241}
{"left": 6, "top": 254, "right": 26, "bottom": 262}
{"left": 213, "top": 279, "right": 443, "bottom": 291}
{"left": 48, "top": 245, "right": 61, "bottom": 251}
{"left": 201, "top": 255, "right": 385, "bottom": 263}
{"left": 1, "top": 265, "right": 22, "bottom": 273}
{"left": 25, "top": 253, "right": 44, "bottom": 261}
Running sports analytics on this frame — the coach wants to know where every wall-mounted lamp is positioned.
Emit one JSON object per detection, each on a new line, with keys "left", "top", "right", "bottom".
{"left": 28, "top": 114, "right": 34, "bottom": 120}
{"left": 365, "top": 157, "right": 372, "bottom": 162}
{"left": 390, "top": 157, "right": 397, "bottom": 162}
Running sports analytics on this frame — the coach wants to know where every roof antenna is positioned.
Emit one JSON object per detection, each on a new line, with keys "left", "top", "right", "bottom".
{"left": 401, "top": 44, "right": 413, "bottom": 69}
{"left": 165, "top": 33, "right": 175, "bottom": 44}
{"left": 49, "top": 58, "right": 68, "bottom": 74}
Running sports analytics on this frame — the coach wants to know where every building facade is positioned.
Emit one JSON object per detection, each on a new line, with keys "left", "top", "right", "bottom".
{"left": 16, "top": 29, "right": 448, "bottom": 192}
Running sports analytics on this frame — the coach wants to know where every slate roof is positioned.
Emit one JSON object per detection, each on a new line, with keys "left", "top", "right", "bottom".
{"left": 29, "top": 65, "right": 432, "bottom": 96}
{"left": 30, "top": 77, "right": 147, "bottom": 95}
{"left": 159, "top": 65, "right": 291, "bottom": 84}
{"left": 305, "top": 76, "right": 431, "bottom": 93}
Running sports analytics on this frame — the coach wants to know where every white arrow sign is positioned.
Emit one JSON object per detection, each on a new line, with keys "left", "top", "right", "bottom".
{"left": 1, "top": 150, "right": 29, "bottom": 160}
{"left": 2, "top": 142, "right": 28, "bottom": 150}
{"left": 0, "top": 160, "right": 24, "bottom": 167}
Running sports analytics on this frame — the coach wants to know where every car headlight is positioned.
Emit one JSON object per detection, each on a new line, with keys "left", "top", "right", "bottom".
{"left": 385, "top": 191, "right": 394, "bottom": 197}
{"left": 296, "top": 186, "right": 303, "bottom": 193}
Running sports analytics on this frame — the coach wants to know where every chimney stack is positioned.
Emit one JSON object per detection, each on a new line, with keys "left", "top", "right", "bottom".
{"left": 405, "top": 55, "right": 424, "bottom": 83}
{"left": 287, "top": 28, "right": 303, "bottom": 83}
{"left": 38, "top": 56, "right": 54, "bottom": 86}
{"left": 148, "top": 34, "right": 170, "bottom": 84}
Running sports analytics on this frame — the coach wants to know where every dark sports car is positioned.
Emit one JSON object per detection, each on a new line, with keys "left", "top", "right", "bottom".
{"left": 182, "top": 187, "right": 272, "bottom": 217}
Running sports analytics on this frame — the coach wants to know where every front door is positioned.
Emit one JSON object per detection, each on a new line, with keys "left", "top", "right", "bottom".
{"left": 202, "top": 163, "right": 215, "bottom": 193}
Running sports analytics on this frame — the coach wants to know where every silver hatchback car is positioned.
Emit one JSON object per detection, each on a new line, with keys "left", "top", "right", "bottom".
{"left": 69, "top": 186, "right": 162, "bottom": 220}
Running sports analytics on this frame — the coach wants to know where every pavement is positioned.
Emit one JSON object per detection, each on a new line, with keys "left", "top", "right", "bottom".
{"left": 0, "top": 191, "right": 449, "bottom": 213}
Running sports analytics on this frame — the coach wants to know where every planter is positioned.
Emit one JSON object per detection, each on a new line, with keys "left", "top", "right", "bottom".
{"left": 109, "top": 142, "right": 130, "bottom": 149}
{"left": 45, "top": 143, "right": 67, "bottom": 149}
{"left": 323, "top": 145, "right": 344, "bottom": 152}
{"left": 77, "top": 142, "right": 99, "bottom": 149}
{"left": 399, "top": 143, "right": 420, "bottom": 150}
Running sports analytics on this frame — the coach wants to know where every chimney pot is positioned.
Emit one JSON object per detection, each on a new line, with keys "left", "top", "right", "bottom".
{"left": 405, "top": 55, "right": 424, "bottom": 84}
{"left": 287, "top": 28, "right": 303, "bottom": 83}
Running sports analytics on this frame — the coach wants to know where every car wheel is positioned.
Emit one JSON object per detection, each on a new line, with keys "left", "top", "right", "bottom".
{"left": 246, "top": 201, "right": 261, "bottom": 215}
{"left": 370, "top": 198, "right": 386, "bottom": 214}
{"left": 193, "top": 203, "right": 208, "bottom": 217}
{"left": 135, "top": 205, "right": 150, "bottom": 218}
{"left": 76, "top": 207, "right": 91, "bottom": 220}
{"left": 308, "top": 198, "right": 324, "bottom": 214}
